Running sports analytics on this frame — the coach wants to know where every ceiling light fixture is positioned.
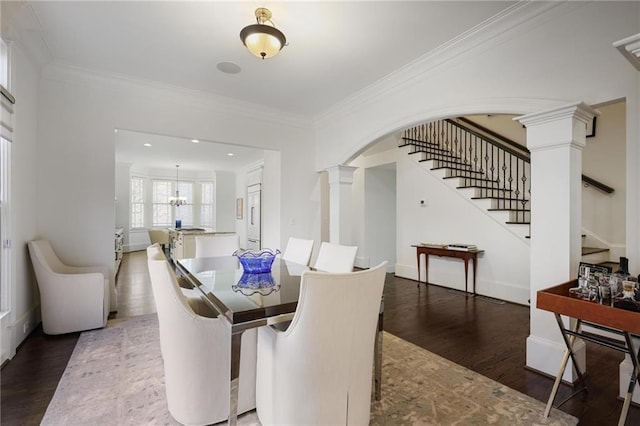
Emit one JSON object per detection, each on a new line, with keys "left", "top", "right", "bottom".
{"left": 191, "top": 139, "right": 199, "bottom": 143}
{"left": 239, "top": 7, "right": 287, "bottom": 60}
{"left": 169, "top": 165, "right": 187, "bottom": 207}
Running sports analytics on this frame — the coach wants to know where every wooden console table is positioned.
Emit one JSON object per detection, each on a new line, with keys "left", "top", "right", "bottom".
{"left": 412, "top": 245, "right": 483, "bottom": 295}
{"left": 537, "top": 280, "right": 640, "bottom": 426}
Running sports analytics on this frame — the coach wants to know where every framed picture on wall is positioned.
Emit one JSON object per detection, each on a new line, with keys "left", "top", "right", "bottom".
{"left": 236, "top": 198, "right": 243, "bottom": 219}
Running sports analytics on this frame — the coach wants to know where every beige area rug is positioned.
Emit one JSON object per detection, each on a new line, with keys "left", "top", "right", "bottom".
{"left": 42, "top": 314, "right": 577, "bottom": 426}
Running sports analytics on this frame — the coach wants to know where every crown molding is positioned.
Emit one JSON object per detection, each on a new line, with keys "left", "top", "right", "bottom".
{"left": 614, "top": 33, "right": 640, "bottom": 71}
{"left": 40, "top": 62, "right": 313, "bottom": 130}
{"left": 314, "top": 1, "right": 579, "bottom": 127}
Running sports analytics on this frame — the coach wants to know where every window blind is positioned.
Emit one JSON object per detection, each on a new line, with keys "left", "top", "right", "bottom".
{"left": 0, "top": 85, "right": 14, "bottom": 143}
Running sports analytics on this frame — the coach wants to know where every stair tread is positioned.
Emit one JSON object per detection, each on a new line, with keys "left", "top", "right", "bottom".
{"left": 401, "top": 137, "right": 440, "bottom": 147}
{"left": 432, "top": 167, "right": 485, "bottom": 174}
{"left": 471, "top": 196, "right": 529, "bottom": 202}
{"left": 582, "top": 246, "right": 610, "bottom": 255}
{"left": 458, "top": 185, "right": 513, "bottom": 191}
{"left": 443, "top": 176, "right": 498, "bottom": 183}
{"left": 505, "top": 221, "right": 530, "bottom": 225}
{"left": 487, "top": 208, "right": 531, "bottom": 212}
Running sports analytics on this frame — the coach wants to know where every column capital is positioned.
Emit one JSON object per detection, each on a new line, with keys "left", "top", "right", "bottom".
{"left": 515, "top": 101, "right": 599, "bottom": 128}
{"left": 326, "top": 165, "right": 357, "bottom": 185}
{"left": 515, "top": 102, "right": 600, "bottom": 152}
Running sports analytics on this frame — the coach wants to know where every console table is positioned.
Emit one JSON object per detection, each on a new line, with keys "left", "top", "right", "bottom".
{"left": 412, "top": 244, "right": 483, "bottom": 295}
{"left": 537, "top": 280, "right": 640, "bottom": 426}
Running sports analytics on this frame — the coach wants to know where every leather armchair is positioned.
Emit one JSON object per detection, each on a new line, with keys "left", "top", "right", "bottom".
{"left": 27, "top": 239, "right": 109, "bottom": 335}
{"left": 146, "top": 244, "right": 257, "bottom": 425}
{"left": 256, "top": 261, "right": 388, "bottom": 425}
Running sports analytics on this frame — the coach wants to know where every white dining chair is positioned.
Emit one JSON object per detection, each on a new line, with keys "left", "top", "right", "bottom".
{"left": 255, "top": 261, "right": 388, "bottom": 425}
{"left": 195, "top": 234, "right": 240, "bottom": 258}
{"left": 281, "top": 237, "right": 314, "bottom": 266}
{"left": 27, "top": 239, "right": 110, "bottom": 334}
{"left": 146, "top": 244, "right": 257, "bottom": 425}
{"left": 313, "top": 242, "right": 358, "bottom": 273}
{"left": 148, "top": 228, "right": 169, "bottom": 253}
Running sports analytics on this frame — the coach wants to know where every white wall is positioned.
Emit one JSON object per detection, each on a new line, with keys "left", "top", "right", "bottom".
{"left": 114, "top": 162, "right": 130, "bottom": 246}
{"left": 350, "top": 147, "right": 397, "bottom": 272}
{"left": 7, "top": 39, "right": 41, "bottom": 358}
{"left": 215, "top": 170, "right": 236, "bottom": 232}
{"left": 364, "top": 165, "right": 396, "bottom": 272}
{"left": 582, "top": 100, "right": 626, "bottom": 258}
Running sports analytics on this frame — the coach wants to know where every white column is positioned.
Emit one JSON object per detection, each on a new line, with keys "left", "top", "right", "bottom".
{"left": 516, "top": 102, "right": 598, "bottom": 382}
{"left": 326, "top": 165, "right": 357, "bottom": 245}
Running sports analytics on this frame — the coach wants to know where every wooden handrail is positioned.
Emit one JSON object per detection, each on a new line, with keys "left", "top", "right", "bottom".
{"left": 449, "top": 117, "right": 615, "bottom": 195}
{"left": 582, "top": 174, "right": 615, "bottom": 194}
{"left": 456, "top": 117, "right": 529, "bottom": 155}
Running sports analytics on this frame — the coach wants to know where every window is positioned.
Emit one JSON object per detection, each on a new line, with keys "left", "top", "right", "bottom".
{"left": 131, "top": 177, "right": 145, "bottom": 228}
{"left": 152, "top": 180, "right": 172, "bottom": 227}
{"left": 200, "top": 182, "right": 214, "bottom": 227}
{"left": 129, "top": 175, "right": 213, "bottom": 229}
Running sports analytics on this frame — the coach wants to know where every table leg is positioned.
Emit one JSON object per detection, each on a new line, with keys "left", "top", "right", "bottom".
{"left": 228, "top": 329, "right": 243, "bottom": 426}
{"left": 374, "top": 296, "right": 384, "bottom": 401}
{"left": 472, "top": 256, "right": 478, "bottom": 295}
{"left": 463, "top": 258, "right": 469, "bottom": 295}
{"left": 544, "top": 315, "right": 584, "bottom": 418}
{"left": 424, "top": 253, "right": 429, "bottom": 286}
{"left": 416, "top": 250, "right": 421, "bottom": 287}
{"left": 619, "top": 333, "right": 640, "bottom": 426}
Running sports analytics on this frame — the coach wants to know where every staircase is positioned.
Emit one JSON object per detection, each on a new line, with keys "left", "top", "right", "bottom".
{"left": 399, "top": 118, "right": 531, "bottom": 238}
{"left": 400, "top": 118, "right": 616, "bottom": 262}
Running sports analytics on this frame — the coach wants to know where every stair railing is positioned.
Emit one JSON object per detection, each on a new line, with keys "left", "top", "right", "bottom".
{"left": 402, "top": 119, "right": 531, "bottom": 224}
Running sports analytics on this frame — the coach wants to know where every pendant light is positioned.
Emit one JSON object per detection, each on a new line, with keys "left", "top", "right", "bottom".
{"left": 239, "top": 7, "right": 287, "bottom": 60}
{"left": 169, "top": 165, "right": 187, "bottom": 207}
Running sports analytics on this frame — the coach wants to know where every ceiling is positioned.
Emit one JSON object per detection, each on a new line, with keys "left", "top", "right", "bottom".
{"left": 115, "top": 129, "right": 267, "bottom": 172}
{"left": 4, "top": 1, "right": 515, "bottom": 169}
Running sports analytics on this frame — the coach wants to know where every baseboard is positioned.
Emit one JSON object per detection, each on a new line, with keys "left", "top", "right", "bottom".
{"left": 11, "top": 304, "right": 41, "bottom": 358}
{"left": 125, "top": 243, "right": 149, "bottom": 252}
{"left": 395, "top": 262, "right": 529, "bottom": 305}
{"left": 526, "top": 334, "right": 586, "bottom": 383}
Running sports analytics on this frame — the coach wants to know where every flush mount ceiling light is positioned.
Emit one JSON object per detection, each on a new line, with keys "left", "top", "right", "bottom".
{"left": 239, "top": 7, "right": 287, "bottom": 60}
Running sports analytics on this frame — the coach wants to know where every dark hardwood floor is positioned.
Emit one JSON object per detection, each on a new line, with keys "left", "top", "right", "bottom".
{"left": 1, "top": 251, "right": 638, "bottom": 425}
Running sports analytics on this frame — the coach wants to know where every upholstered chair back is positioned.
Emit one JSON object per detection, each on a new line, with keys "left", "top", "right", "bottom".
{"left": 256, "top": 261, "right": 387, "bottom": 425}
{"left": 281, "top": 237, "right": 314, "bottom": 266}
{"left": 148, "top": 228, "right": 169, "bottom": 246}
{"left": 146, "top": 244, "right": 257, "bottom": 425}
{"left": 313, "top": 242, "right": 358, "bottom": 273}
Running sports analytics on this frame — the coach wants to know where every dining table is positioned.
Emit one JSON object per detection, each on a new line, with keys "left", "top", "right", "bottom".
{"left": 176, "top": 256, "right": 384, "bottom": 426}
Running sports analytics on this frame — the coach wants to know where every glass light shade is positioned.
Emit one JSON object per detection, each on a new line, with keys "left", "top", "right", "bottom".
{"left": 240, "top": 24, "right": 286, "bottom": 59}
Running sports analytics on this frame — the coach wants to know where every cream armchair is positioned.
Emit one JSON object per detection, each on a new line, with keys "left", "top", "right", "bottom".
{"left": 256, "top": 261, "right": 388, "bottom": 425}
{"left": 146, "top": 244, "right": 257, "bottom": 425}
{"left": 27, "top": 239, "right": 109, "bottom": 335}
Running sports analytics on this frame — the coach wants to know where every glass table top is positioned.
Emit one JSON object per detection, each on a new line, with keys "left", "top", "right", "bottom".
{"left": 177, "top": 256, "right": 310, "bottom": 325}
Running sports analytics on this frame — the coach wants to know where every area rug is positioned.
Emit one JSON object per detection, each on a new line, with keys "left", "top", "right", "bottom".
{"left": 42, "top": 314, "right": 577, "bottom": 425}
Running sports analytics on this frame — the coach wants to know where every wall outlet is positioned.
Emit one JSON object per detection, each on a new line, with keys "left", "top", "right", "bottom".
{"left": 23, "top": 321, "right": 29, "bottom": 334}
